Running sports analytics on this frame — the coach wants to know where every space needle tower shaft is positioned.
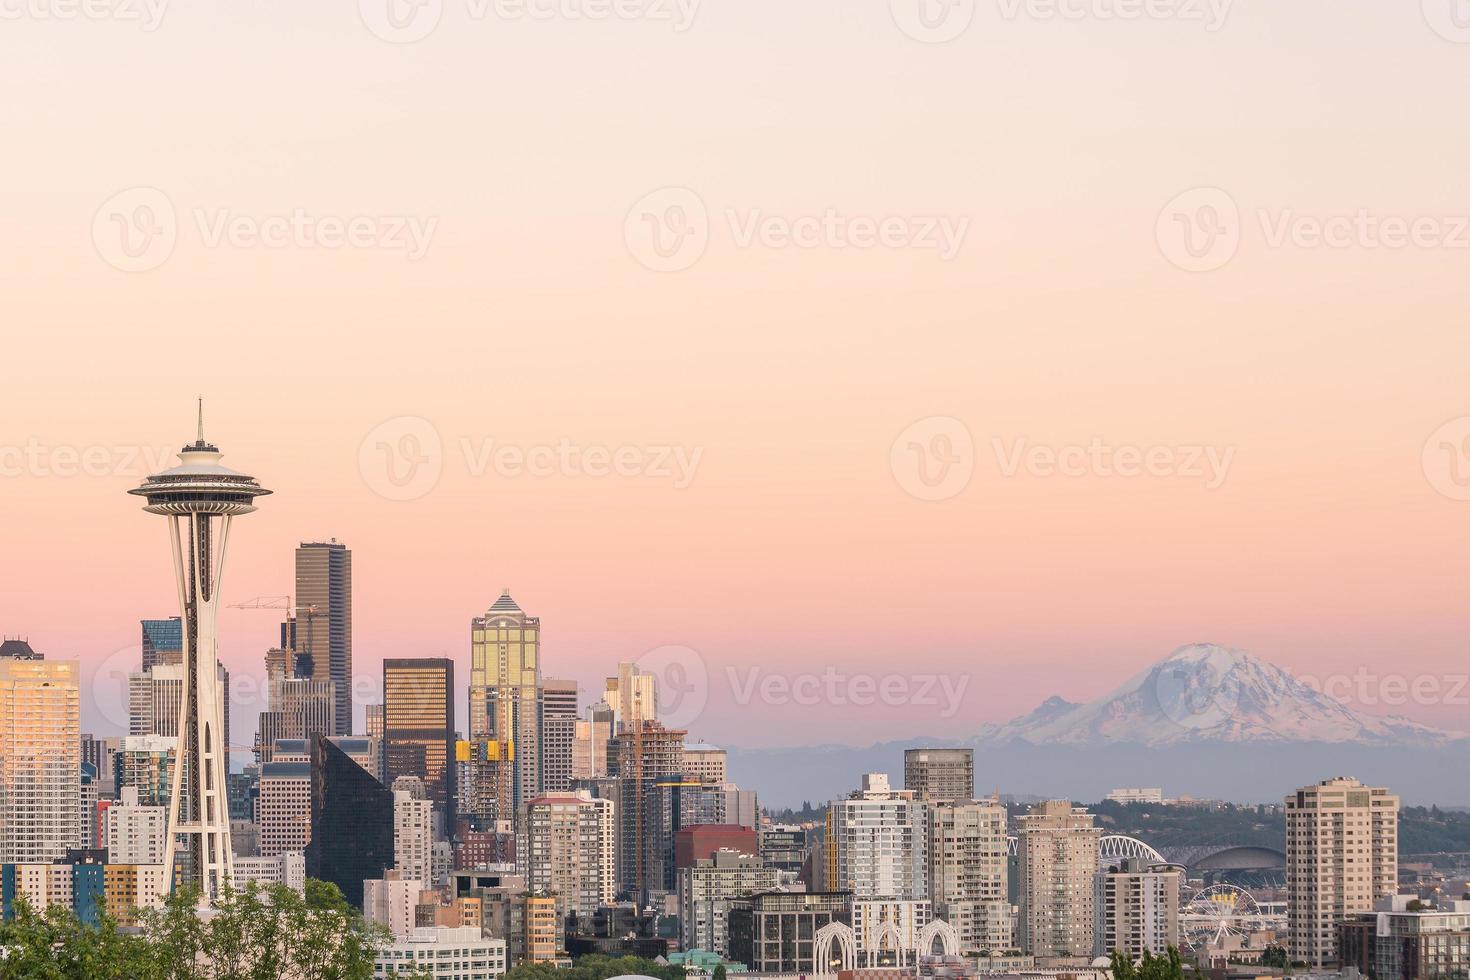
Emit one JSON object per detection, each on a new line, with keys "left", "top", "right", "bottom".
{"left": 129, "top": 403, "right": 272, "bottom": 900}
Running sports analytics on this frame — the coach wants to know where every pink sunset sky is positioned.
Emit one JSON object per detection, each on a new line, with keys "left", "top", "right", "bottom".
{"left": 3, "top": 0, "right": 1470, "bottom": 752}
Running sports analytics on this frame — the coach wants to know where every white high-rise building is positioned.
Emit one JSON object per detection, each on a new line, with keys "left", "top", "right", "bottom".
{"left": 678, "top": 849, "right": 782, "bottom": 955}
{"left": 1286, "top": 777, "right": 1399, "bottom": 968}
{"left": 234, "top": 852, "right": 306, "bottom": 894}
{"left": 394, "top": 778, "right": 435, "bottom": 890}
{"left": 928, "top": 798, "right": 1011, "bottom": 954}
{"left": 1017, "top": 800, "right": 1101, "bottom": 958}
{"left": 365, "top": 873, "right": 429, "bottom": 938}
{"left": 1094, "top": 858, "right": 1182, "bottom": 960}
{"left": 256, "top": 760, "right": 311, "bottom": 857}
{"left": 517, "top": 791, "right": 616, "bottom": 916}
{"left": 105, "top": 786, "right": 168, "bottom": 866}
{"left": 0, "top": 652, "right": 81, "bottom": 864}
{"left": 832, "top": 773, "right": 929, "bottom": 901}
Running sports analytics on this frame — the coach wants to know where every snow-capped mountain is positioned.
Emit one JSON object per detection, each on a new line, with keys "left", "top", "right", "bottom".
{"left": 975, "top": 643, "right": 1465, "bottom": 748}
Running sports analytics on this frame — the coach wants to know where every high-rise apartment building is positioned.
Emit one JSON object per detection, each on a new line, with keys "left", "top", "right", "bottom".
{"left": 517, "top": 791, "right": 615, "bottom": 917}
{"left": 1287, "top": 777, "right": 1400, "bottom": 968}
{"left": 610, "top": 721, "right": 687, "bottom": 900}
{"left": 130, "top": 661, "right": 231, "bottom": 754}
{"left": 117, "top": 735, "right": 176, "bottom": 808}
{"left": 832, "top": 773, "right": 929, "bottom": 902}
{"left": 0, "top": 654, "right": 81, "bottom": 863}
{"left": 904, "top": 748, "right": 974, "bottom": 803}
{"left": 467, "top": 591, "right": 541, "bottom": 825}
{"left": 1017, "top": 800, "right": 1101, "bottom": 958}
{"left": 383, "top": 658, "right": 456, "bottom": 829}
{"left": 928, "top": 798, "right": 1010, "bottom": 954}
{"left": 104, "top": 787, "right": 168, "bottom": 866}
{"left": 539, "top": 679, "right": 578, "bottom": 795}
{"left": 294, "top": 541, "right": 353, "bottom": 736}
{"left": 678, "top": 849, "right": 782, "bottom": 955}
{"left": 395, "top": 777, "right": 436, "bottom": 890}
{"left": 1094, "top": 858, "right": 1181, "bottom": 960}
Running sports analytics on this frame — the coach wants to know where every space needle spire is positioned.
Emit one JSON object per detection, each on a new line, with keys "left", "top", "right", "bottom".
{"left": 129, "top": 406, "right": 271, "bottom": 900}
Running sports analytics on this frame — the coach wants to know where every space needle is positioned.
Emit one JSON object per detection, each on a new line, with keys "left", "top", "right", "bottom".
{"left": 129, "top": 404, "right": 271, "bottom": 900}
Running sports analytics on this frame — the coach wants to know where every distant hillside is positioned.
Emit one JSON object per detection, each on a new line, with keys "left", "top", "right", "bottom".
{"left": 763, "top": 801, "right": 1470, "bottom": 859}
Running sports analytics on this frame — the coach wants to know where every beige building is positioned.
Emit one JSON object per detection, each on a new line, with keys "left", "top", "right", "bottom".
{"left": 1094, "top": 858, "right": 1182, "bottom": 960}
{"left": 0, "top": 655, "right": 81, "bottom": 863}
{"left": 104, "top": 787, "right": 168, "bottom": 866}
{"left": 256, "top": 760, "right": 311, "bottom": 857}
{"left": 684, "top": 743, "right": 728, "bottom": 784}
{"left": 468, "top": 591, "right": 541, "bottom": 823}
{"left": 1287, "top": 776, "right": 1400, "bottom": 968}
{"left": 929, "top": 798, "right": 1011, "bottom": 954}
{"left": 605, "top": 662, "right": 657, "bottom": 733}
{"left": 904, "top": 748, "right": 974, "bottom": 803}
{"left": 394, "top": 777, "right": 435, "bottom": 890}
{"left": 1017, "top": 800, "right": 1101, "bottom": 958}
{"left": 516, "top": 792, "right": 615, "bottom": 916}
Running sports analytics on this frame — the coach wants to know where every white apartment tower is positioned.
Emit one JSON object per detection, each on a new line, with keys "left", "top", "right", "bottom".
{"left": 832, "top": 773, "right": 929, "bottom": 901}
{"left": 1286, "top": 777, "right": 1400, "bottom": 968}
{"left": 1017, "top": 800, "right": 1102, "bottom": 958}
{"left": 928, "top": 798, "right": 1011, "bottom": 954}
{"left": 1094, "top": 858, "right": 1182, "bottom": 960}
{"left": 516, "top": 792, "right": 616, "bottom": 916}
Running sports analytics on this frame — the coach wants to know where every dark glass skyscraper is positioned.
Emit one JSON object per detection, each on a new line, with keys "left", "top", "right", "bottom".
{"left": 295, "top": 541, "right": 352, "bottom": 736}
{"left": 383, "top": 658, "right": 455, "bottom": 831}
{"left": 305, "top": 734, "right": 392, "bottom": 909}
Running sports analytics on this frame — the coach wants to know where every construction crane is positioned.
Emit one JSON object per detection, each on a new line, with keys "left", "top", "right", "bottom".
{"left": 229, "top": 595, "right": 318, "bottom": 679}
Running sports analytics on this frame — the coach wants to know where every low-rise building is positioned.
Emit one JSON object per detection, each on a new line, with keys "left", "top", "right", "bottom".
{"left": 373, "top": 926, "right": 507, "bottom": 980}
{"left": 1339, "top": 896, "right": 1470, "bottom": 980}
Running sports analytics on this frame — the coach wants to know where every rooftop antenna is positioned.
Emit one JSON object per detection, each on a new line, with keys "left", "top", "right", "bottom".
{"left": 197, "top": 397, "right": 205, "bottom": 443}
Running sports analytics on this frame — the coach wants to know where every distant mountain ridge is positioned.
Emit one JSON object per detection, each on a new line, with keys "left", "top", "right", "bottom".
{"left": 726, "top": 643, "right": 1470, "bottom": 808}
{"left": 974, "top": 643, "right": 1465, "bottom": 748}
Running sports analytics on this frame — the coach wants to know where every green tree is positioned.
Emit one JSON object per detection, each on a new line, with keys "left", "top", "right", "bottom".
{"left": 713, "top": 964, "right": 728, "bottom": 980}
{"left": 1260, "top": 945, "right": 1290, "bottom": 970}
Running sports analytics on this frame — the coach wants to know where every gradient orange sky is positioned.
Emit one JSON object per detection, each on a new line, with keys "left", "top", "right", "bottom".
{"left": 3, "top": 0, "right": 1470, "bottom": 751}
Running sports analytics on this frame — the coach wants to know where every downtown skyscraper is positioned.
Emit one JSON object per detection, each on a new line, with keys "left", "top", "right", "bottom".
{"left": 382, "top": 659, "right": 456, "bottom": 832}
{"left": 0, "top": 648, "right": 81, "bottom": 864}
{"left": 294, "top": 540, "right": 352, "bottom": 736}
{"left": 465, "top": 591, "right": 541, "bottom": 825}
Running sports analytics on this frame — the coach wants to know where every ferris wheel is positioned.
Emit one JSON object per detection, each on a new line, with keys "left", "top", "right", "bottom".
{"left": 1181, "top": 884, "right": 1261, "bottom": 951}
